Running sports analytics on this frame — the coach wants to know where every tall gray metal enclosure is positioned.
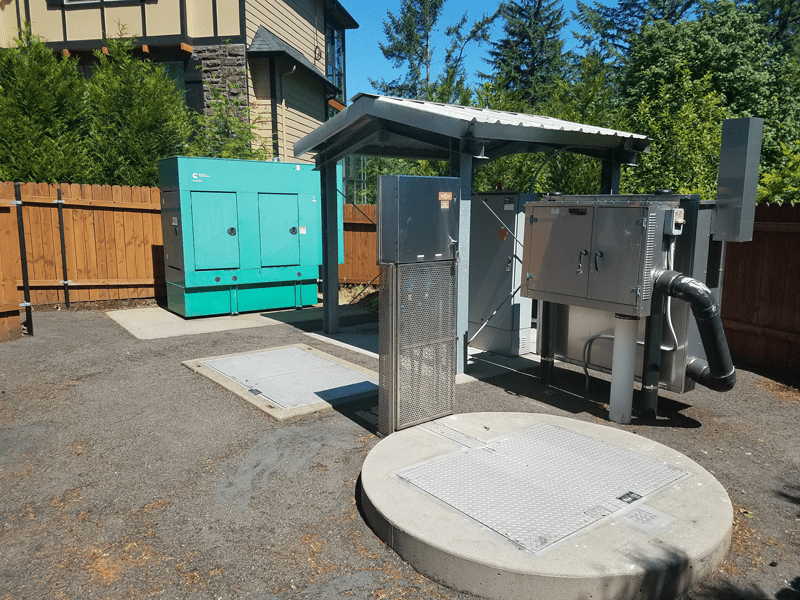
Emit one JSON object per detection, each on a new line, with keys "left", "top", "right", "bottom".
{"left": 378, "top": 176, "right": 460, "bottom": 436}
{"left": 469, "top": 192, "right": 534, "bottom": 356}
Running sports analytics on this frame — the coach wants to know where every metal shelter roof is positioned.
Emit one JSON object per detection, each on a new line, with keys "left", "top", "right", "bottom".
{"left": 294, "top": 93, "right": 651, "bottom": 165}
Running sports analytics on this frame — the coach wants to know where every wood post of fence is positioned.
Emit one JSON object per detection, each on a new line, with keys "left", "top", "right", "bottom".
{"left": 0, "top": 182, "right": 22, "bottom": 341}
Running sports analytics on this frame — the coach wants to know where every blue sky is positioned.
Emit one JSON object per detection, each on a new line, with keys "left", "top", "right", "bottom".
{"left": 341, "top": 0, "right": 588, "bottom": 101}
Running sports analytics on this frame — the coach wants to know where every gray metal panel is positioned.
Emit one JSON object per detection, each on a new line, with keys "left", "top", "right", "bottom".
{"left": 203, "top": 347, "right": 378, "bottom": 410}
{"left": 714, "top": 117, "right": 764, "bottom": 243}
{"left": 588, "top": 206, "right": 647, "bottom": 306}
{"left": 524, "top": 205, "right": 594, "bottom": 299}
{"left": 396, "top": 424, "right": 685, "bottom": 555}
{"left": 378, "top": 264, "right": 395, "bottom": 435}
{"left": 468, "top": 193, "right": 533, "bottom": 356}
{"left": 160, "top": 191, "right": 184, "bottom": 273}
{"left": 377, "top": 176, "right": 460, "bottom": 264}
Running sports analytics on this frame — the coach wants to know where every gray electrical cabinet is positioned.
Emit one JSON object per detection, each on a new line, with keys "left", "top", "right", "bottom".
{"left": 377, "top": 176, "right": 460, "bottom": 436}
{"left": 522, "top": 198, "right": 678, "bottom": 318}
{"left": 469, "top": 192, "right": 534, "bottom": 356}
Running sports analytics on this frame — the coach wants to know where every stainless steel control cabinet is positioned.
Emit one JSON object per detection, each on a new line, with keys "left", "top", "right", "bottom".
{"left": 522, "top": 198, "right": 678, "bottom": 318}
{"left": 377, "top": 176, "right": 460, "bottom": 436}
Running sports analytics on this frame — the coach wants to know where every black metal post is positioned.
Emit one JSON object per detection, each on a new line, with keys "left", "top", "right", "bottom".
{"left": 14, "top": 183, "right": 33, "bottom": 336}
{"left": 641, "top": 293, "right": 665, "bottom": 419}
{"left": 56, "top": 189, "right": 70, "bottom": 308}
{"left": 540, "top": 301, "right": 556, "bottom": 386}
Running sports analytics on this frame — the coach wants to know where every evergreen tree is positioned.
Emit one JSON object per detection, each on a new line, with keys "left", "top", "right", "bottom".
{"left": 0, "top": 29, "right": 94, "bottom": 183}
{"left": 483, "top": 0, "right": 568, "bottom": 108}
{"left": 369, "top": 0, "right": 446, "bottom": 99}
{"left": 572, "top": 0, "right": 697, "bottom": 63}
{"left": 370, "top": 0, "right": 496, "bottom": 100}
{"left": 752, "top": 0, "right": 800, "bottom": 56}
{"left": 86, "top": 35, "right": 193, "bottom": 187}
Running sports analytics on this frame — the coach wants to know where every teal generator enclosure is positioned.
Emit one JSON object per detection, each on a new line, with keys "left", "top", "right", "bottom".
{"left": 158, "top": 157, "right": 343, "bottom": 318}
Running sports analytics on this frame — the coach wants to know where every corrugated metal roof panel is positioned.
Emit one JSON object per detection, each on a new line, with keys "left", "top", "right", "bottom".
{"left": 294, "top": 94, "right": 650, "bottom": 161}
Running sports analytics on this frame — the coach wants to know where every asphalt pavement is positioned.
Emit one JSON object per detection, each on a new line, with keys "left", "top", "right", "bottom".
{"left": 0, "top": 304, "right": 798, "bottom": 600}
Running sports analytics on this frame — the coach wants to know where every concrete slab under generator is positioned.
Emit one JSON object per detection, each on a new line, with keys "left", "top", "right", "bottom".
{"left": 105, "top": 305, "right": 375, "bottom": 340}
{"left": 183, "top": 343, "right": 378, "bottom": 420}
{"left": 361, "top": 412, "right": 732, "bottom": 600}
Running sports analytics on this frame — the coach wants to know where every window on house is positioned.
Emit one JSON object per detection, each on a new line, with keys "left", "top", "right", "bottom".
{"left": 325, "top": 17, "right": 345, "bottom": 119}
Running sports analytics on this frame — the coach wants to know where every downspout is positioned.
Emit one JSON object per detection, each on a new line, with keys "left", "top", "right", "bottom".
{"left": 653, "top": 270, "right": 736, "bottom": 392}
{"left": 279, "top": 65, "right": 297, "bottom": 160}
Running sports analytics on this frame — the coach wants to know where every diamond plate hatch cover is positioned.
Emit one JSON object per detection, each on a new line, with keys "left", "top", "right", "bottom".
{"left": 202, "top": 347, "right": 378, "bottom": 410}
{"left": 395, "top": 424, "right": 686, "bottom": 554}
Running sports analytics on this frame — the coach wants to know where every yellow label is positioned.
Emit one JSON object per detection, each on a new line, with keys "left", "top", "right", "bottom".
{"left": 439, "top": 192, "right": 453, "bottom": 201}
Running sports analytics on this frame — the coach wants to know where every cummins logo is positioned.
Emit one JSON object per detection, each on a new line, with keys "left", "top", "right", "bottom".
{"left": 192, "top": 172, "right": 211, "bottom": 182}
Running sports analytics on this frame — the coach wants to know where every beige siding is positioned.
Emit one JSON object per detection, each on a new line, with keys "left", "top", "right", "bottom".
{"left": 282, "top": 68, "right": 323, "bottom": 164}
{"left": 245, "top": 0, "right": 325, "bottom": 73}
{"left": 105, "top": 6, "right": 143, "bottom": 38}
{"left": 248, "top": 58, "right": 274, "bottom": 155}
{"left": 186, "top": 0, "right": 214, "bottom": 38}
{"left": 1, "top": 2, "right": 21, "bottom": 47}
{"left": 145, "top": 0, "right": 181, "bottom": 37}
{"left": 29, "top": 3, "right": 64, "bottom": 42}
{"left": 216, "top": 0, "right": 240, "bottom": 36}
{"left": 66, "top": 8, "right": 102, "bottom": 41}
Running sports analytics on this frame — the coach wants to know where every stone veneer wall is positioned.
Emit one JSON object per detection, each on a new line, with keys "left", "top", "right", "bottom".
{"left": 191, "top": 44, "right": 248, "bottom": 113}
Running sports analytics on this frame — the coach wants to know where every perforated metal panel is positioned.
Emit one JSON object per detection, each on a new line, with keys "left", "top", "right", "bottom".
{"left": 378, "top": 264, "right": 394, "bottom": 435}
{"left": 396, "top": 424, "right": 686, "bottom": 554}
{"left": 378, "top": 262, "right": 457, "bottom": 435}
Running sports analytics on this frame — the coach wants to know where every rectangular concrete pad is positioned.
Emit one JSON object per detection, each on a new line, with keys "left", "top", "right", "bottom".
{"left": 184, "top": 344, "right": 378, "bottom": 420}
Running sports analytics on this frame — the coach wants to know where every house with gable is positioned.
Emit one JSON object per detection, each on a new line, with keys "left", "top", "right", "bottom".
{"left": 0, "top": 0, "right": 358, "bottom": 163}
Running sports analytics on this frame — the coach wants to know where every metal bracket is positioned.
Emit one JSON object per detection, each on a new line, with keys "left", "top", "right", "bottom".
{"left": 53, "top": 199, "right": 65, "bottom": 204}
{"left": 60, "top": 280, "right": 72, "bottom": 285}
{"left": 19, "top": 302, "right": 31, "bottom": 307}
{"left": 10, "top": 200, "right": 22, "bottom": 205}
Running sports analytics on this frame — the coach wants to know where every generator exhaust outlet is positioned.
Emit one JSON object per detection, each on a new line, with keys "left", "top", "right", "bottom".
{"left": 654, "top": 270, "right": 736, "bottom": 392}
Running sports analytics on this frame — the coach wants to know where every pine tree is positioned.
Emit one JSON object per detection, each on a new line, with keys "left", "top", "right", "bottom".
{"left": 572, "top": 0, "right": 697, "bottom": 63}
{"left": 483, "top": 0, "right": 568, "bottom": 108}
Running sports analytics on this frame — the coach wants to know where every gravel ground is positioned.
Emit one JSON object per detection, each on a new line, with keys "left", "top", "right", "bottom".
{"left": 0, "top": 306, "right": 798, "bottom": 600}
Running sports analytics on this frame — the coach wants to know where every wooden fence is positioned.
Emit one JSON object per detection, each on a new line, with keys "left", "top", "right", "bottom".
{"left": 1, "top": 182, "right": 798, "bottom": 382}
{"left": 721, "top": 202, "right": 800, "bottom": 382}
{"left": 0, "top": 200, "right": 21, "bottom": 341}
{"left": 340, "top": 203, "right": 379, "bottom": 285}
{"left": 0, "top": 182, "right": 164, "bottom": 314}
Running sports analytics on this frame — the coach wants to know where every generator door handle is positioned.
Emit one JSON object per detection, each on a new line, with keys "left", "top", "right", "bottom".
{"left": 594, "top": 251, "right": 604, "bottom": 271}
{"left": 227, "top": 227, "right": 237, "bottom": 236}
{"left": 289, "top": 227, "right": 298, "bottom": 235}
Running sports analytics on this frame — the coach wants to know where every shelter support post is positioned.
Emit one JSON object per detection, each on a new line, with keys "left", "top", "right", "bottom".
{"left": 600, "top": 159, "right": 621, "bottom": 194}
{"left": 450, "top": 149, "right": 473, "bottom": 375}
{"left": 320, "top": 161, "right": 339, "bottom": 334}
